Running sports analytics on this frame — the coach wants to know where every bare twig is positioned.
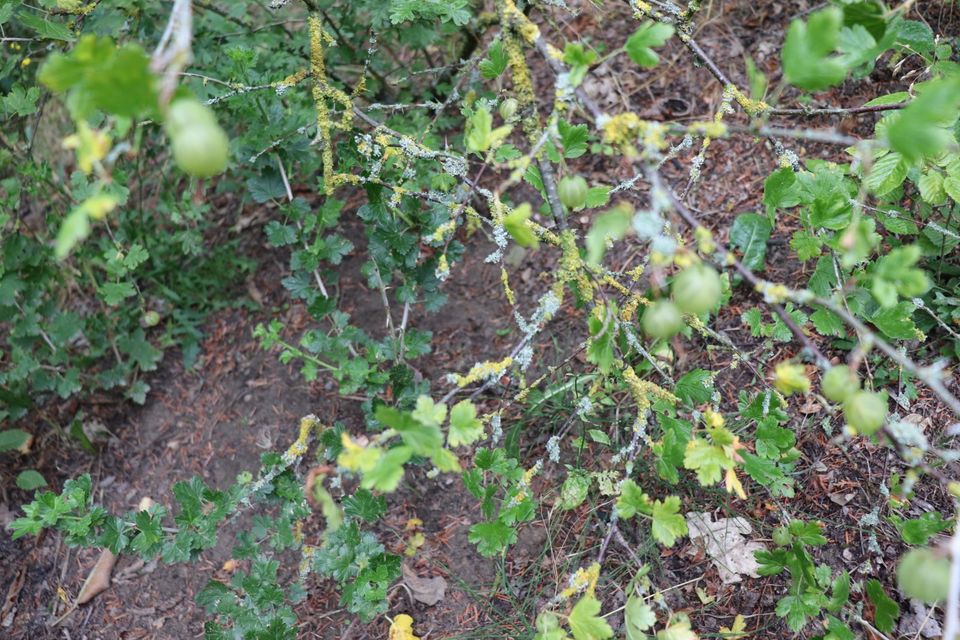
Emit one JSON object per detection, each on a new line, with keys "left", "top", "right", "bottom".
{"left": 945, "top": 521, "right": 960, "bottom": 640}
{"left": 151, "top": 0, "right": 194, "bottom": 105}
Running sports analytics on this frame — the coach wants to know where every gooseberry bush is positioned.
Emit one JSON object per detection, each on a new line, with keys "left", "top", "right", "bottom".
{"left": 4, "top": 0, "right": 960, "bottom": 638}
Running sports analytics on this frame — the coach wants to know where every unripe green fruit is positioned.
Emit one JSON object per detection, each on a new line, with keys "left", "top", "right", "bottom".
{"left": 142, "top": 310, "right": 161, "bottom": 328}
{"left": 671, "top": 264, "right": 722, "bottom": 315}
{"left": 166, "top": 99, "right": 217, "bottom": 137}
{"left": 171, "top": 122, "right": 229, "bottom": 178}
{"left": 641, "top": 300, "right": 684, "bottom": 339}
{"left": 558, "top": 176, "right": 588, "bottom": 210}
{"left": 821, "top": 365, "right": 859, "bottom": 403}
{"left": 897, "top": 548, "right": 949, "bottom": 603}
{"left": 772, "top": 526, "right": 792, "bottom": 547}
{"left": 499, "top": 98, "right": 519, "bottom": 121}
{"left": 842, "top": 390, "right": 887, "bottom": 435}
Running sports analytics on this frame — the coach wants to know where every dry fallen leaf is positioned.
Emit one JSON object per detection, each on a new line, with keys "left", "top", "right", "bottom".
{"left": 76, "top": 549, "right": 117, "bottom": 605}
{"left": 401, "top": 563, "right": 447, "bottom": 606}
{"left": 686, "top": 512, "right": 766, "bottom": 585}
{"left": 898, "top": 598, "right": 942, "bottom": 638}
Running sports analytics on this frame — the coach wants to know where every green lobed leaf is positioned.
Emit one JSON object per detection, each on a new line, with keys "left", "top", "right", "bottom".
{"left": 625, "top": 21, "right": 675, "bottom": 68}
{"left": 729, "top": 213, "right": 772, "bottom": 275}
{"left": 865, "top": 578, "right": 900, "bottom": 633}
{"left": 782, "top": 8, "right": 847, "bottom": 90}
{"left": 650, "top": 496, "right": 687, "bottom": 547}
{"left": 568, "top": 595, "right": 614, "bottom": 640}
{"left": 558, "top": 470, "right": 591, "bottom": 510}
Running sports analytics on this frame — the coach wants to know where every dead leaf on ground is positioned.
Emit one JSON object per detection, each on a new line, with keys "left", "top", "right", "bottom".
{"left": 1, "top": 566, "right": 26, "bottom": 628}
{"left": 685, "top": 512, "right": 766, "bottom": 585}
{"left": 0, "top": 502, "right": 15, "bottom": 531}
{"left": 898, "top": 598, "right": 942, "bottom": 638}
{"left": 829, "top": 492, "right": 855, "bottom": 506}
{"left": 76, "top": 549, "right": 118, "bottom": 605}
{"left": 401, "top": 563, "right": 447, "bottom": 606}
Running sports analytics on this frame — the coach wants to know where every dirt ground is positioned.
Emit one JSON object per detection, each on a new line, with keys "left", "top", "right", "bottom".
{"left": 3, "top": 1, "right": 959, "bottom": 639}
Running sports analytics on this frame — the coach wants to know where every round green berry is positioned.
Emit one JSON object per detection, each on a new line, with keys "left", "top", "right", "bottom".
{"left": 842, "top": 390, "right": 887, "bottom": 435}
{"left": 821, "top": 365, "right": 860, "bottom": 403}
{"left": 641, "top": 300, "right": 684, "bottom": 339}
{"left": 557, "top": 176, "right": 588, "bottom": 210}
{"left": 171, "top": 122, "right": 229, "bottom": 178}
{"left": 897, "top": 548, "right": 949, "bottom": 603}
{"left": 671, "top": 264, "right": 722, "bottom": 315}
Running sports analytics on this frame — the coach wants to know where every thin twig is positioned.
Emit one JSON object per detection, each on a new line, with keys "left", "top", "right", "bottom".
{"left": 945, "top": 521, "right": 960, "bottom": 640}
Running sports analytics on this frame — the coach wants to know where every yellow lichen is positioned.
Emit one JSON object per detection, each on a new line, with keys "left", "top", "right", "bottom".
{"left": 601, "top": 112, "right": 642, "bottom": 146}
{"left": 728, "top": 84, "right": 769, "bottom": 117}
{"left": 284, "top": 415, "right": 319, "bottom": 459}
{"left": 501, "top": 267, "right": 516, "bottom": 306}
{"left": 694, "top": 226, "right": 716, "bottom": 255}
{"left": 623, "top": 366, "right": 678, "bottom": 417}
{"left": 308, "top": 15, "right": 354, "bottom": 195}
{"left": 450, "top": 357, "right": 514, "bottom": 388}
{"left": 560, "top": 563, "right": 601, "bottom": 599}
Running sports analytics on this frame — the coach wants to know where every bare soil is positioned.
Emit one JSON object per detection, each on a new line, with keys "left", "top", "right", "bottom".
{"left": 3, "top": 1, "right": 959, "bottom": 639}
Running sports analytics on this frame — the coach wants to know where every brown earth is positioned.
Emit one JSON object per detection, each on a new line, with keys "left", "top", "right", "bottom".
{"left": 3, "top": 1, "right": 959, "bottom": 639}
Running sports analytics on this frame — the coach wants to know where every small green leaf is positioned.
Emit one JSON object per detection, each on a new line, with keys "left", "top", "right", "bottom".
{"left": 584, "top": 186, "right": 611, "bottom": 209}
{"left": 865, "top": 578, "right": 900, "bottom": 633}
{"left": 117, "top": 329, "right": 162, "bottom": 370}
{"left": 468, "top": 519, "right": 516, "bottom": 557}
{"left": 55, "top": 207, "right": 92, "bottom": 260}
{"left": 827, "top": 571, "right": 851, "bottom": 612}
{"left": 790, "top": 230, "right": 822, "bottom": 260}
{"left": 625, "top": 21, "right": 674, "bottom": 68}
{"left": 18, "top": 10, "right": 75, "bottom": 41}
{"left": 776, "top": 593, "right": 822, "bottom": 632}
{"left": 361, "top": 445, "right": 412, "bottom": 492}
{"left": 568, "top": 595, "right": 614, "bottom": 640}
{"left": 479, "top": 40, "right": 508, "bottom": 79}
{"left": 585, "top": 203, "right": 632, "bottom": 266}
{"left": 782, "top": 8, "right": 847, "bottom": 90}
{"left": 558, "top": 471, "right": 591, "bottom": 510}
{"left": 917, "top": 172, "right": 947, "bottom": 205}
{"left": 650, "top": 496, "right": 688, "bottom": 547}
{"left": 412, "top": 395, "right": 447, "bottom": 428}
{"left": 890, "top": 512, "right": 952, "bottom": 545}
{"left": 503, "top": 203, "right": 539, "bottom": 249}
{"left": 342, "top": 489, "right": 387, "bottom": 523}
{"left": 16, "top": 470, "right": 47, "bottom": 491}
{"left": 616, "top": 479, "right": 649, "bottom": 519}
{"left": 448, "top": 399, "right": 484, "bottom": 447}
{"left": 945, "top": 176, "right": 960, "bottom": 203}
{"left": 0, "top": 429, "right": 30, "bottom": 452}
{"left": 810, "top": 307, "right": 845, "bottom": 337}
{"left": 674, "top": 369, "right": 713, "bottom": 405}
{"left": 99, "top": 281, "right": 137, "bottom": 306}
{"left": 683, "top": 437, "right": 733, "bottom": 485}
{"left": 864, "top": 151, "right": 908, "bottom": 195}
{"left": 625, "top": 596, "right": 656, "bottom": 640}
{"left": 729, "top": 213, "right": 772, "bottom": 275}
{"left": 887, "top": 77, "right": 960, "bottom": 161}
{"left": 466, "top": 108, "right": 511, "bottom": 153}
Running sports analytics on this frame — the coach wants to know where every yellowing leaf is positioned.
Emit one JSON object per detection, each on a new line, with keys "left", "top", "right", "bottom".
{"left": 725, "top": 468, "right": 747, "bottom": 500}
{"left": 62, "top": 121, "right": 110, "bottom": 174}
{"left": 719, "top": 614, "right": 748, "bottom": 638}
{"left": 773, "top": 361, "right": 810, "bottom": 396}
{"left": 338, "top": 433, "right": 382, "bottom": 472}
{"left": 389, "top": 614, "right": 420, "bottom": 640}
